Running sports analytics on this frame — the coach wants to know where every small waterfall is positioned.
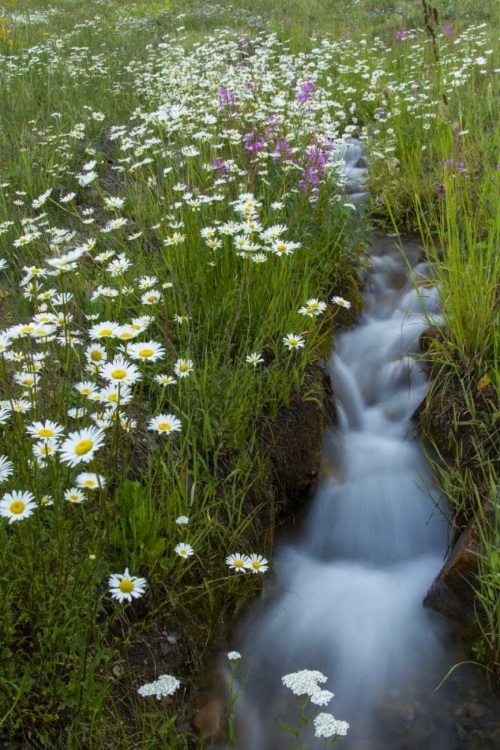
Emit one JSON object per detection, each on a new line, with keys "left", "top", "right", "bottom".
{"left": 225, "top": 143, "right": 498, "bottom": 750}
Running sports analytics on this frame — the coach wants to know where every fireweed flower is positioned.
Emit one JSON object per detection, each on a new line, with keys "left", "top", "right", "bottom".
{"left": 283, "top": 334, "right": 305, "bottom": 350}
{"left": 137, "top": 674, "right": 180, "bottom": 699}
{"left": 0, "top": 490, "right": 37, "bottom": 523}
{"left": 226, "top": 553, "right": 250, "bottom": 573}
{"left": 148, "top": 414, "right": 182, "bottom": 434}
{"left": 58, "top": 427, "right": 106, "bottom": 467}
{"left": 109, "top": 568, "right": 147, "bottom": 603}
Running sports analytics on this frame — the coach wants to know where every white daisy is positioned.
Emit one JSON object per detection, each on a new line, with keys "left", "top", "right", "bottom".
{"left": 0, "top": 456, "right": 14, "bottom": 483}
{"left": 126, "top": 341, "right": 165, "bottom": 362}
{"left": 148, "top": 414, "right": 182, "bottom": 435}
{"left": 174, "top": 359, "right": 194, "bottom": 378}
{"left": 108, "top": 568, "right": 147, "bottom": 603}
{"left": 226, "top": 553, "right": 250, "bottom": 573}
{"left": 331, "top": 296, "right": 351, "bottom": 309}
{"left": 100, "top": 357, "right": 142, "bottom": 386}
{"left": 283, "top": 333, "right": 305, "bottom": 350}
{"left": 244, "top": 554, "right": 269, "bottom": 574}
{"left": 64, "top": 487, "right": 86, "bottom": 504}
{"left": 174, "top": 542, "right": 194, "bottom": 558}
{"left": 58, "top": 426, "right": 106, "bottom": 467}
{"left": 75, "top": 472, "right": 106, "bottom": 490}
{"left": 26, "top": 420, "right": 64, "bottom": 441}
{"left": 0, "top": 490, "right": 37, "bottom": 523}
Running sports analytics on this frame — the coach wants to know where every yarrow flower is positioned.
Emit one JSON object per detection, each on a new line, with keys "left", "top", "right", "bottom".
{"left": 282, "top": 669, "right": 328, "bottom": 696}
{"left": 227, "top": 651, "right": 241, "bottom": 661}
{"left": 175, "top": 515, "right": 189, "bottom": 525}
{"left": 137, "top": 674, "right": 180, "bottom": 700}
{"left": 108, "top": 568, "right": 147, "bottom": 603}
{"left": 313, "top": 713, "right": 349, "bottom": 738}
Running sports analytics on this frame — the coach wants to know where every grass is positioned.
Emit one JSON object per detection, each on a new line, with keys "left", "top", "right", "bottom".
{"left": 1, "top": 0, "right": 500, "bottom": 746}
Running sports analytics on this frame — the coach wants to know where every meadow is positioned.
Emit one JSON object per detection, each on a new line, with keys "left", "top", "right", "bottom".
{"left": 0, "top": 0, "right": 500, "bottom": 747}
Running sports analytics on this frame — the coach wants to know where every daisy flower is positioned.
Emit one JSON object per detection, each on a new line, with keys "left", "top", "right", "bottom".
{"left": 85, "top": 343, "right": 107, "bottom": 365}
{"left": 155, "top": 374, "right": 177, "bottom": 387}
{"left": 141, "top": 290, "right": 161, "bottom": 305}
{"left": 108, "top": 568, "right": 147, "bottom": 603}
{"left": 0, "top": 456, "right": 14, "bottom": 483}
{"left": 226, "top": 553, "right": 250, "bottom": 573}
{"left": 75, "top": 472, "right": 106, "bottom": 490}
{"left": 174, "top": 358, "right": 194, "bottom": 378}
{"left": 246, "top": 352, "right": 264, "bottom": 366}
{"left": 100, "top": 357, "right": 142, "bottom": 386}
{"left": 299, "top": 298, "right": 327, "bottom": 317}
{"left": 283, "top": 333, "right": 305, "bottom": 350}
{"left": 88, "top": 321, "right": 120, "bottom": 340}
{"left": 0, "top": 490, "right": 37, "bottom": 523}
{"left": 126, "top": 341, "right": 165, "bottom": 362}
{"left": 331, "top": 296, "right": 351, "bottom": 309}
{"left": 175, "top": 542, "right": 194, "bottom": 558}
{"left": 33, "top": 439, "right": 59, "bottom": 460}
{"left": 64, "top": 487, "right": 86, "bottom": 504}
{"left": 245, "top": 554, "right": 269, "bottom": 574}
{"left": 58, "top": 426, "right": 106, "bottom": 467}
{"left": 148, "top": 414, "right": 182, "bottom": 435}
{"left": 26, "top": 420, "right": 64, "bottom": 441}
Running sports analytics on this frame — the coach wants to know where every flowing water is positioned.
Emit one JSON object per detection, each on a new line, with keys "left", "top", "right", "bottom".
{"left": 224, "top": 142, "right": 500, "bottom": 750}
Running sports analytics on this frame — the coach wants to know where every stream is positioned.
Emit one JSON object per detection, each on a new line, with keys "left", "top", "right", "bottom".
{"left": 224, "top": 141, "right": 500, "bottom": 750}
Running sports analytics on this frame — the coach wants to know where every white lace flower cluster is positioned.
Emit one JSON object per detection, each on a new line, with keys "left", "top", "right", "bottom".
{"left": 281, "top": 669, "right": 329, "bottom": 697}
{"left": 137, "top": 674, "right": 180, "bottom": 700}
{"left": 282, "top": 669, "right": 349, "bottom": 738}
{"left": 314, "top": 712, "right": 350, "bottom": 739}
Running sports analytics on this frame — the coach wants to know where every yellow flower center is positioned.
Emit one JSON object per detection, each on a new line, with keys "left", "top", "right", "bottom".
{"left": 251, "top": 561, "right": 261, "bottom": 569}
{"left": 111, "top": 368, "right": 127, "bottom": 380}
{"left": 180, "top": 363, "right": 189, "bottom": 372}
{"left": 119, "top": 579, "right": 134, "bottom": 593}
{"left": 20, "top": 325, "right": 35, "bottom": 333}
{"left": 158, "top": 422, "right": 172, "bottom": 431}
{"left": 99, "top": 328, "right": 113, "bottom": 336}
{"left": 74, "top": 439, "right": 93, "bottom": 456}
{"left": 108, "top": 393, "right": 118, "bottom": 402}
{"left": 119, "top": 332, "right": 133, "bottom": 339}
{"left": 84, "top": 480, "right": 96, "bottom": 487}
{"left": 41, "top": 496, "right": 51, "bottom": 505}
{"left": 90, "top": 350, "right": 103, "bottom": 362}
{"left": 68, "top": 493, "right": 80, "bottom": 502}
{"left": 289, "top": 339, "right": 298, "bottom": 346}
{"left": 10, "top": 501, "right": 25, "bottom": 514}
{"left": 138, "top": 348, "right": 154, "bottom": 358}
{"left": 234, "top": 559, "right": 244, "bottom": 568}
{"left": 24, "top": 378, "right": 34, "bottom": 386}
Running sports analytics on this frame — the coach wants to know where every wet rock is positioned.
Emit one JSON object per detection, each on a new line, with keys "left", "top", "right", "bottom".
{"left": 424, "top": 522, "right": 479, "bottom": 627}
{"left": 265, "top": 362, "right": 336, "bottom": 516}
{"left": 466, "top": 703, "right": 487, "bottom": 719}
{"left": 467, "top": 729, "right": 487, "bottom": 750}
{"left": 192, "top": 699, "right": 226, "bottom": 743}
{"left": 379, "top": 702, "right": 415, "bottom": 733}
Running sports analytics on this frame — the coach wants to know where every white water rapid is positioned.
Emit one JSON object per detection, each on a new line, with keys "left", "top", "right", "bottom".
{"left": 223, "top": 142, "right": 499, "bottom": 750}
